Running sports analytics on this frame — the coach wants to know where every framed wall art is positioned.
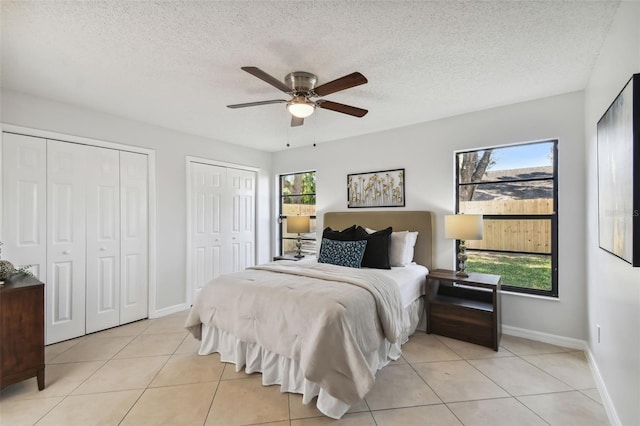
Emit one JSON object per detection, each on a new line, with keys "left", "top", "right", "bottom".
{"left": 347, "top": 168, "right": 405, "bottom": 208}
{"left": 597, "top": 73, "right": 640, "bottom": 267}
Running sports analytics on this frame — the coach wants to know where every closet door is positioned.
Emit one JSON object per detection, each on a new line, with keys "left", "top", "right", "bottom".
{"left": 120, "top": 151, "right": 149, "bottom": 324}
{"left": 1, "top": 134, "right": 47, "bottom": 280}
{"left": 190, "top": 163, "right": 226, "bottom": 301}
{"left": 85, "top": 147, "right": 120, "bottom": 333}
{"left": 3, "top": 134, "right": 149, "bottom": 343}
{"left": 228, "top": 168, "right": 256, "bottom": 272}
{"left": 46, "top": 140, "right": 87, "bottom": 344}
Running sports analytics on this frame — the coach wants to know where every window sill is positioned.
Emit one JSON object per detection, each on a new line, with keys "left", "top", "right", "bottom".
{"left": 500, "top": 290, "right": 560, "bottom": 301}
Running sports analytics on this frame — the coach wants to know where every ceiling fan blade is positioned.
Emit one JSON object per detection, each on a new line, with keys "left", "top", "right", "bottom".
{"left": 313, "top": 72, "right": 368, "bottom": 96}
{"left": 241, "top": 66, "right": 292, "bottom": 93}
{"left": 291, "top": 116, "right": 304, "bottom": 127}
{"left": 317, "top": 100, "right": 368, "bottom": 117}
{"left": 227, "top": 99, "right": 287, "bottom": 109}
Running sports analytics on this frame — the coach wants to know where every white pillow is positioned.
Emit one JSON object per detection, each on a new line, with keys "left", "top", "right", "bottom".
{"left": 365, "top": 228, "right": 419, "bottom": 267}
{"left": 403, "top": 231, "right": 418, "bottom": 265}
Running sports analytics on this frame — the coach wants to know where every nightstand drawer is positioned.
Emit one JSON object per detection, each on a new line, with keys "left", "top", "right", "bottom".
{"left": 430, "top": 303, "right": 493, "bottom": 347}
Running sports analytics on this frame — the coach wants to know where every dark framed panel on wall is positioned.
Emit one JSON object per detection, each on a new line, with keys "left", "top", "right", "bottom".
{"left": 597, "top": 73, "right": 640, "bottom": 267}
{"left": 347, "top": 168, "right": 405, "bottom": 208}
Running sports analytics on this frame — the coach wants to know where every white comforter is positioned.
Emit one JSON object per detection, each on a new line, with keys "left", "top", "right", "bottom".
{"left": 185, "top": 260, "right": 406, "bottom": 405}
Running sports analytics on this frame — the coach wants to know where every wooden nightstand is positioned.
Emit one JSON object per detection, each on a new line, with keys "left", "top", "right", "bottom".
{"left": 426, "top": 269, "right": 501, "bottom": 351}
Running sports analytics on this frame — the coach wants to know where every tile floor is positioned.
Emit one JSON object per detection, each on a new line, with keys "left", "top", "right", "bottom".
{"left": 0, "top": 310, "right": 610, "bottom": 425}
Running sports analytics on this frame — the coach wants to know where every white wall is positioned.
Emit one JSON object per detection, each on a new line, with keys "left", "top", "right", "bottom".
{"left": 584, "top": 2, "right": 640, "bottom": 425}
{"left": 0, "top": 88, "right": 273, "bottom": 314}
{"left": 273, "top": 91, "right": 587, "bottom": 341}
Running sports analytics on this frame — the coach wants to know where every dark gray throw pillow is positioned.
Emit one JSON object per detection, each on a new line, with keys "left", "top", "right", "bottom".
{"left": 322, "top": 225, "right": 357, "bottom": 241}
{"left": 355, "top": 226, "right": 392, "bottom": 269}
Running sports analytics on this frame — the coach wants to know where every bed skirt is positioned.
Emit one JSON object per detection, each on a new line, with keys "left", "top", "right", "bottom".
{"left": 197, "top": 297, "right": 424, "bottom": 419}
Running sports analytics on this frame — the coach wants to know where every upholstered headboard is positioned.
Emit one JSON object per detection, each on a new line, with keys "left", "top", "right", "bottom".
{"left": 323, "top": 211, "right": 433, "bottom": 270}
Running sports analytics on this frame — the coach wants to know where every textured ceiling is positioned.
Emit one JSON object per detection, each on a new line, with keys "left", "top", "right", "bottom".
{"left": 1, "top": 1, "right": 620, "bottom": 152}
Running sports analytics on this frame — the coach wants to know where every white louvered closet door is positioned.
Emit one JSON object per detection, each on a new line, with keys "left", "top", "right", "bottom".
{"left": 119, "top": 151, "right": 149, "bottom": 324}
{"left": 46, "top": 140, "right": 87, "bottom": 343}
{"left": 1, "top": 134, "right": 47, "bottom": 280}
{"left": 190, "top": 163, "right": 226, "bottom": 301}
{"left": 85, "top": 147, "right": 120, "bottom": 334}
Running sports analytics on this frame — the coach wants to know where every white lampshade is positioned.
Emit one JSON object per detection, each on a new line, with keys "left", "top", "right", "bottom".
{"left": 444, "top": 214, "right": 484, "bottom": 241}
{"left": 287, "top": 216, "right": 310, "bottom": 234}
{"left": 287, "top": 99, "right": 315, "bottom": 118}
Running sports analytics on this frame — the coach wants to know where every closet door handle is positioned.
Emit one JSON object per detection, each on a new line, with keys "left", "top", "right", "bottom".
{"left": 62, "top": 250, "right": 71, "bottom": 255}
{"left": 99, "top": 247, "right": 107, "bottom": 251}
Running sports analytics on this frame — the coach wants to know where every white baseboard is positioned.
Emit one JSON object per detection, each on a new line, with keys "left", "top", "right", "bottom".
{"left": 502, "top": 325, "right": 587, "bottom": 350}
{"left": 503, "top": 325, "right": 619, "bottom": 426}
{"left": 584, "top": 348, "right": 621, "bottom": 426}
{"left": 150, "top": 303, "right": 188, "bottom": 319}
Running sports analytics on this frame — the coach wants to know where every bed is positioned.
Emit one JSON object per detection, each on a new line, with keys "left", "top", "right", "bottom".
{"left": 185, "top": 210, "right": 433, "bottom": 418}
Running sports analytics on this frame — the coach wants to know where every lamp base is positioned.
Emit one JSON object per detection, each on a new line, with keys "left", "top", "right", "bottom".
{"left": 295, "top": 235, "right": 305, "bottom": 259}
{"left": 456, "top": 240, "right": 469, "bottom": 278}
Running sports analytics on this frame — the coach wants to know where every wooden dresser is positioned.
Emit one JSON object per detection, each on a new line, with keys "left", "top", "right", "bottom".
{"left": 0, "top": 274, "right": 45, "bottom": 390}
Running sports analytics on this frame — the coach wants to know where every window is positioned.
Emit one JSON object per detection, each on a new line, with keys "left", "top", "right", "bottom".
{"left": 279, "top": 171, "right": 316, "bottom": 256}
{"left": 455, "top": 141, "right": 558, "bottom": 296}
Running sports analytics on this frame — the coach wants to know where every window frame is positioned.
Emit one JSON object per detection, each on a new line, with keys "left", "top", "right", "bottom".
{"left": 278, "top": 171, "right": 317, "bottom": 256}
{"left": 455, "top": 140, "right": 559, "bottom": 297}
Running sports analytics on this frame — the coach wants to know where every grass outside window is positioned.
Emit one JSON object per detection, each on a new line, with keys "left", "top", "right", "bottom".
{"left": 465, "top": 251, "right": 552, "bottom": 291}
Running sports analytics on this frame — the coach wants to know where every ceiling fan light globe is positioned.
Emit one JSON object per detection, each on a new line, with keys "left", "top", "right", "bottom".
{"left": 287, "top": 101, "right": 315, "bottom": 118}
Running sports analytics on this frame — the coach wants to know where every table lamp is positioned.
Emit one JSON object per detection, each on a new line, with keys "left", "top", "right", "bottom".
{"left": 444, "top": 214, "right": 484, "bottom": 277}
{"left": 287, "top": 216, "right": 310, "bottom": 258}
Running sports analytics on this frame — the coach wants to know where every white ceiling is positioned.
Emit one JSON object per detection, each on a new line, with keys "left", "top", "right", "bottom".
{"left": 1, "top": 1, "right": 620, "bottom": 152}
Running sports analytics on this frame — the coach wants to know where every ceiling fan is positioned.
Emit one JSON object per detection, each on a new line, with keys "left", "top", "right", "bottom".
{"left": 227, "top": 67, "right": 368, "bottom": 127}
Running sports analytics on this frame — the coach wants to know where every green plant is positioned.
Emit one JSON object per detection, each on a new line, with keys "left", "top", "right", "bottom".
{"left": 14, "top": 266, "right": 34, "bottom": 277}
